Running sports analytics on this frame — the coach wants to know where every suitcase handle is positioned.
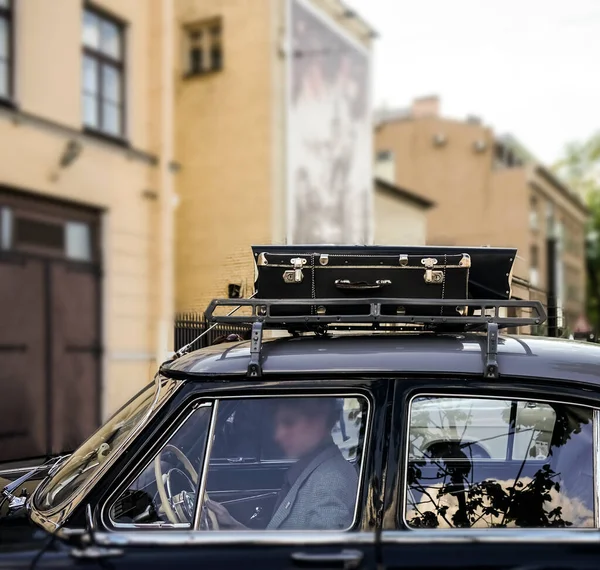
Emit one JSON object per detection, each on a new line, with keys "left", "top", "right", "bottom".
{"left": 335, "top": 279, "right": 391, "bottom": 290}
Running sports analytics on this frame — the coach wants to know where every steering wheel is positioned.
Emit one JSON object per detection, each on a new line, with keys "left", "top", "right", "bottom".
{"left": 154, "top": 444, "right": 219, "bottom": 530}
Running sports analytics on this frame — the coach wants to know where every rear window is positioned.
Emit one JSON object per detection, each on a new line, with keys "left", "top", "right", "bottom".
{"left": 405, "top": 395, "right": 594, "bottom": 529}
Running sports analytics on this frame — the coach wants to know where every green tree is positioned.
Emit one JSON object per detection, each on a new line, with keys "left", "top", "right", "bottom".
{"left": 553, "top": 132, "right": 600, "bottom": 334}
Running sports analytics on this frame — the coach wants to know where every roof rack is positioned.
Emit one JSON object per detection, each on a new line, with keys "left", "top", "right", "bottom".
{"left": 205, "top": 297, "right": 547, "bottom": 380}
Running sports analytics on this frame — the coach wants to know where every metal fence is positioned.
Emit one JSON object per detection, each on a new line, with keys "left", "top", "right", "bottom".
{"left": 174, "top": 313, "right": 252, "bottom": 352}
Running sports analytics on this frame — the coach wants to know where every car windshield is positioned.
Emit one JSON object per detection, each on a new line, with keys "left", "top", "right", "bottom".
{"left": 34, "top": 380, "right": 160, "bottom": 512}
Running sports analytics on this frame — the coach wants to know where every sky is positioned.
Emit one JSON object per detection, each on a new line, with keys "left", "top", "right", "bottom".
{"left": 345, "top": 0, "right": 600, "bottom": 165}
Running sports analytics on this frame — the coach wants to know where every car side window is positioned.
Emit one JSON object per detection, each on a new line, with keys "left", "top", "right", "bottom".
{"left": 405, "top": 396, "right": 594, "bottom": 529}
{"left": 202, "top": 395, "right": 368, "bottom": 531}
{"left": 109, "top": 403, "right": 212, "bottom": 527}
{"left": 211, "top": 397, "right": 364, "bottom": 463}
{"left": 106, "top": 395, "right": 368, "bottom": 531}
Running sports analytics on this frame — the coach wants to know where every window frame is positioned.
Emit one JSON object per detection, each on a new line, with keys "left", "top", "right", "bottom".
{"left": 104, "top": 400, "right": 214, "bottom": 530}
{"left": 82, "top": 4, "right": 126, "bottom": 140}
{"left": 0, "top": 0, "right": 14, "bottom": 104}
{"left": 183, "top": 17, "right": 223, "bottom": 78}
{"left": 100, "top": 391, "right": 372, "bottom": 533}
{"left": 376, "top": 150, "right": 393, "bottom": 162}
{"left": 0, "top": 208, "right": 97, "bottom": 263}
{"left": 400, "top": 390, "right": 600, "bottom": 531}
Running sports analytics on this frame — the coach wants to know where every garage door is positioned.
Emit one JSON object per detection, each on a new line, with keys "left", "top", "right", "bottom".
{"left": 0, "top": 189, "right": 101, "bottom": 463}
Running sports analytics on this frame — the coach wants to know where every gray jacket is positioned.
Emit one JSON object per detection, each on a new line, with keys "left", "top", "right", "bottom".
{"left": 266, "top": 445, "right": 358, "bottom": 531}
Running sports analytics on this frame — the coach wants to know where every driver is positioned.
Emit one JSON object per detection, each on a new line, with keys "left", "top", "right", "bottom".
{"left": 206, "top": 398, "right": 358, "bottom": 530}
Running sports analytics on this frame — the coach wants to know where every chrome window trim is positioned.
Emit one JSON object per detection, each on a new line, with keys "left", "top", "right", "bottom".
{"left": 193, "top": 399, "right": 220, "bottom": 529}
{"left": 208, "top": 489, "right": 278, "bottom": 497}
{"left": 594, "top": 409, "right": 600, "bottom": 528}
{"left": 105, "top": 402, "right": 214, "bottom": 530}
{"left": 92, "top": 529, "right": 376, "bottom": 547}
{"left": 381, "top": 529, "right": 600, "bottom": 544}
{"left": 401, "top": 391, "right": 598, "bottom": 531}
{"left": 29, "top": 376, "right": 182, "bottom": 533}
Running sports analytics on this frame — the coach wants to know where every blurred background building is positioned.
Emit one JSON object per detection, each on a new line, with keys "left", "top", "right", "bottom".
{"left": 0, "top": 0, "right": 588, "bottom": 464}
{"left": 0, "top": 0, "right": 377, "bottom": 462}
{"left": 373, "top": 175, "right": 433, "bottom": 246}
{"left": 374, "top": 95, "right": 589, "bottom": 332}
{"left": 174, "top": 0, "right": 376, "bottom": 312}
{"left": 0, "top": 0, "right": 176, "bottom": 461}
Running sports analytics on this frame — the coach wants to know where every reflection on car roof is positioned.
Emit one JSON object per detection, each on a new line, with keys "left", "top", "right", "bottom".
{"left": 161, "top": 334, "right": 600, "bottom": 386}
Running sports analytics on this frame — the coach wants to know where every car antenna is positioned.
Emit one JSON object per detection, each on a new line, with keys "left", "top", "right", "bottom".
{"left": 173, "top": 292, "right": 257, "bottom": 359}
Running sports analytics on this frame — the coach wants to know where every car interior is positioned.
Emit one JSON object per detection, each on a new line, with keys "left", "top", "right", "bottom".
{"left": 110, "top": 397, "right": 364, "bottom": 529}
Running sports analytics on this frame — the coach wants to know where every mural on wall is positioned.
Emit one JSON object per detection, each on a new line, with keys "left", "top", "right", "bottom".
{"left": 287, "top": 0, "right": 372, "bottom": 245}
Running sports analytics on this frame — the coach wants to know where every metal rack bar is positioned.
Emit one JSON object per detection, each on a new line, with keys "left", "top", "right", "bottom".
{"left": 206, "top": 298, "right": 546, "bottom": 329}
{"left": 484, "top": 322, "right": 500, "bottom": 379}
{"left": 247, "top": 322, "right": 264, "bottom": 377}
{"left": 203, "top": 297, "right": 547, "bottom": 379}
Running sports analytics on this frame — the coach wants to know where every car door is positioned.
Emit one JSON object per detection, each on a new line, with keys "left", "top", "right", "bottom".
{"left": 46, "top": 384, "right": 387, "bottom": 570}
{"left": 380, "top": 379, "right": 600, "bottom": 570}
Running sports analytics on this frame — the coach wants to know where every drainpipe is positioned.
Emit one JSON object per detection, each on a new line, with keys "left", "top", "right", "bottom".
{"left": 157, "top": 0, "right": 175, "bottom": 364}
{"left": 546, "top": 234, "right": 558, "bottom": 338}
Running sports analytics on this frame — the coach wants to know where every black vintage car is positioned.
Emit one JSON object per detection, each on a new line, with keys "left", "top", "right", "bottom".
{"left": 2, "top": 246, "right": 600, "bottom": 569}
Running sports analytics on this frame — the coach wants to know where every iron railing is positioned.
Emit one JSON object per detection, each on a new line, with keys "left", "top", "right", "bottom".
{"left": 174, "top": 313, "right": 251, "bottom": 352}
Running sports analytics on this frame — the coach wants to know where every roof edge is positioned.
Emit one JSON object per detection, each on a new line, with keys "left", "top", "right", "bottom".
{"left": 374, "top": 177, "right": 435, "bottom": 209}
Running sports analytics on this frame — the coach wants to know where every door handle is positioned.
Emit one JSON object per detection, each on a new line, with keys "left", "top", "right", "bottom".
{"left": 291, "top": 549, "right": 363, "bottom": 569}
{"left": 70, "top": 546, "right": 124, "bottom": 560}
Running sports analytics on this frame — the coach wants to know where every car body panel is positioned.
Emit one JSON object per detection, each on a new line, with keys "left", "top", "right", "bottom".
{"left": 161, "top": 335, "right": 600, "bottom": 387}
{"left": 2, "top": 332, "right": 600, "bottom": 569}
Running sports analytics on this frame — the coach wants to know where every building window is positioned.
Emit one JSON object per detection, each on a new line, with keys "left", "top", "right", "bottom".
{"left": 0, "top": 206, "right": 12, "bottom": 249}
{"left": 0, "top": 210, "right": 94, "bottom": 263}
{"left": 530, "top": 244, "right": 540, "bottom": 287}
{"left": 82, "top": 7, "right": 125, "bottom": 138}
{"left": 376, "top": 150, "right": 393, "bottom": 162}
{"left": 15, "top": 217, "right": 64, "bottom": 250}
{"left": 0, "top": 0, "right": 12, "bottom": 101}
{"left": 184, "top": 19, "right": 223, "bottom": 76}
{"left": 65, "top": 221, "right": 92, "bottom": 262}
{"left": 567, "top": 283, "right": 580, "bottom": 304}
{"left": 529, "top": 196, "right": 539, "bottom": 231}
{"left": 493, "top": 143, "right": 523, "bottom": 169}
{"left": 546, "top": 201, "right": 555, "bottom": 236}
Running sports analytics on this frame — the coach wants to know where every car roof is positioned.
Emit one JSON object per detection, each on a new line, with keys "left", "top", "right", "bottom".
{"left": 161, "top": 333, "right": 600, "bottom": 386}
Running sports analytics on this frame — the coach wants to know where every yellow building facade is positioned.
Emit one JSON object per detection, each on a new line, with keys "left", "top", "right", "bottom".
{"left": 0, "top": 0, "right": 175, "bottom": 461}
{"left": 174, "top": 0, "right": 374, "bottom": 312}
{"left": 0, "top": 0, "right": 374, "bottom": 461}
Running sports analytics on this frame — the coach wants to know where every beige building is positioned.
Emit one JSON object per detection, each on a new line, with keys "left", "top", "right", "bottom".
{"left": 0, "top": 0, "right": 376, "bottom": 461}
{"left": 173, "top": 0, "right": 375, "bottom": 312}
{"left": 374, "top": 96, "right": 589, "bottom": 332}
{"left": 373, "top": 175, "right": 433, "bottom": 245}
{"left": 0, "top": 0, "right": 176, "bottom": 461}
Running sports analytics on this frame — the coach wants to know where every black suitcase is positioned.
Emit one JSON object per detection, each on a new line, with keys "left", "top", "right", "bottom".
{"left": 252, "top": 246, "right": 516, "bottom": 317}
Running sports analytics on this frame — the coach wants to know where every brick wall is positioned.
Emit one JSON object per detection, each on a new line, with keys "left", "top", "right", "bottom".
{"left": 174, "top": 0, "right": 273, "bottom": 311}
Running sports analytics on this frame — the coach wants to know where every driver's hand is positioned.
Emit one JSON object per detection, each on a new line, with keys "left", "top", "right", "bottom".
{"left": 206, "top": 499, "right": 244, "bottom": 529}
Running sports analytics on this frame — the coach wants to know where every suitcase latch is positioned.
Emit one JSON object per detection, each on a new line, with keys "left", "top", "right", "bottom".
{"left": 283, "top": 257, "right": 307, "bottom": 283}
{"left": 421, "top": 257, "right": 444, "bottom": 284}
